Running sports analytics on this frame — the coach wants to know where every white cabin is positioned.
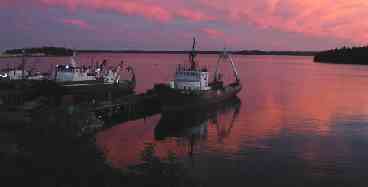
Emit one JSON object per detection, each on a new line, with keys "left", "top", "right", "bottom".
{"left": 104, "top": 69, "right": 120, "bottom": 84}
{"left": 170, "top": 65, "right": 210, "bottom": 91}
{"left": 55, "top": 54, "right": 124, "bottom": 84}
{"left": 167, "top": 38, "right": 240, "bottom": 92}
{"left": 7, "top": 70, "right": 28, "bottom": 80}
{"left": 55, "top": 54, "right": 96, "bottom": 82}
{"left": 55, "top": 65, "right": 96, "bottom": 82}
{"left": 0, "top": 69, "right": 48, "bottom": 81}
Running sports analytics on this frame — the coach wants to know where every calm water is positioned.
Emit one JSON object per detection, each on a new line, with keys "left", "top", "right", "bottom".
{"left": 3, "top": 54, "right": 368, "bottom": 186}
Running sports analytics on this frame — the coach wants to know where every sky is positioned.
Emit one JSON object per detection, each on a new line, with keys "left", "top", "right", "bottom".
{"left": 1, "top": 0, "right": 367, "bottom": 51}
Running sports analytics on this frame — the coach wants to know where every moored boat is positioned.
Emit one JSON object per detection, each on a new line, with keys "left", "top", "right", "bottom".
{"left": 0, "top": 50, "right": 49, "bottom": 81}
{"left": 53, "top": 52, "right": 136, "bottom": 96}
{"left": 155, "top": 38, "right": 242, "bottom": 112}
{"left": 0, "top": 51, "right": 136, "bottom": 106}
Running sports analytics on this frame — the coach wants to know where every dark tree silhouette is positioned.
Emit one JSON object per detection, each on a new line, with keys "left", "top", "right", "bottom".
{"left": 4, "top": 47, "right": 73, "bottom": 56}
{"left": 314, "top": 46, "right": 368, "bottom": 65}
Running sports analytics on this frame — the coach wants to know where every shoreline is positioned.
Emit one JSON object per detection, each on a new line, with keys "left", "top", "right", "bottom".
{"left": 79, "top": 50, "right": 317, "bottom": 56}
{"left": 0, "top": 50, "right": 317, "bottom": 58}
{"left": 0, "top": 55, "right": 71, "bottom": 59}
{"left": 314, "top": 61, "right": 368, "bottom": 65}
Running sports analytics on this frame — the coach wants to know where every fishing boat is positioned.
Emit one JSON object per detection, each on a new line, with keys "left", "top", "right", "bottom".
{"left": 0, "top": 68, "right": 49, "bottom": 81}
{"left": 0, "top": 51, "right": 49, "bottom": 81}
{"left": 155, "top": 38, "right": 242, "bottom": 112}
{"left": 54, "top": 52, "right": 136, "bottom": 96}
{"left": 0, "top": 50, "right": 54, "bottom": 106}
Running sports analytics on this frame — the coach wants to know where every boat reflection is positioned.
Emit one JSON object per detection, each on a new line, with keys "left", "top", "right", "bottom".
{"left": 154, "top": 97, "right": 241, "bottom": 156}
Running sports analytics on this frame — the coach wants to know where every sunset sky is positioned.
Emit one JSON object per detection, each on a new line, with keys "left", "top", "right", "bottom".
{"left": 1, "top": 0, "right": 367, "bottom": 51}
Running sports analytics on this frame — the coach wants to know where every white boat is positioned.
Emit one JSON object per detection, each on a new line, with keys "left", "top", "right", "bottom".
{"left": 53, "top": 52, "right": 136, "bottom": 95}
{"left": 0, "top": 50, "right": 49, "bottom": 81}
{"left": 155, "top": 37, "right": 242, "bottom": 112}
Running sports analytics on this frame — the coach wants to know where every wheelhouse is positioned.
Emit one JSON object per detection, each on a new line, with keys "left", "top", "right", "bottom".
{"left": 55, "top": 64, "right": 96, "bottom": 82}
{"left": 171, "top": 64, "right": 210, "bottom": 91}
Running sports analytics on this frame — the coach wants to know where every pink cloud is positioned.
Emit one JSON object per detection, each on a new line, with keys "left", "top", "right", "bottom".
{"left": 5, "top": 0, "right": 368, "bottom": 48}
{"left": 61, "top": 18, "right": 92, "bottom": 30}
{"left": 201, "top": 28, "right": 224, "bottom": 38}
{"left": 199, "top": 0, "right": 368, "bottom": 44}
{"left": 40, "top": 0, "right": 172, "bottom": 22}
{"left": 36, "top": 0, "right": 368, "bottom": 44}
{"left": 0, "top": 0, "right": 24, "bottom": 8}
{"left": 38, "top": 0, "right": 215, "bottom": 23}
{"left": 176, "top": 9, "right": 215, "bottom": 22}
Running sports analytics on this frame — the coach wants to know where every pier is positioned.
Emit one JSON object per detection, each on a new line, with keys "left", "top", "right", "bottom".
{"left": 92, "top": 89, "right": 161, "bottom": 124}
{"left": 0, "top": 82, "right": 161, "bottom": 129}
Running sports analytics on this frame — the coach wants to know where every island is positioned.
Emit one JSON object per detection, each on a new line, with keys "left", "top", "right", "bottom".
{"left": 2, "top": 47, "right": 318, "bottom": 58}
{"left": 314, "top": 46, "right": 368, "bottom": 65}
{"left": 3, "top": 47, "right": 74, "bottom": 57}
{"left": 79, "top": 49, "right": 318, "bottom": 56}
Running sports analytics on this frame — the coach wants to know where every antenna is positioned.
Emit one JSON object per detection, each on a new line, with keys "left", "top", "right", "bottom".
{"left": 189, "top": 37, "right": 197, "bottom": 70}
{"left": 21, "top": 48, "right": 26, "bottom": 79}
{"left": 70, "top": 48, "right": 78, "bottom": 67}
{"left": 222, "top": 40, "right": 227, "bottom": 53}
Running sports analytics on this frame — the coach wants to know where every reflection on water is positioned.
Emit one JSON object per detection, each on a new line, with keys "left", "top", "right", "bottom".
{"left": 154, "top": 98, "right": 241, "bottom": 156}
{"left": 4, "top": 54, "right": 368, "bottom": 186}
{"left": 96, "top": 97, "right": 241, "bottom": 168}
{"left": 94, "top": 54, "right": 368, "bottom": 186}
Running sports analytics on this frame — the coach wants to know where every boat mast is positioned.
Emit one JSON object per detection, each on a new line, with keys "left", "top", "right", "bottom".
{"left": 189, "top": 37, "right": 197, "bottom": 70}
{"left": 21, "top": 49, "right": 26, "bottom": 80}
{"left": 70, "top": 50, "right": 78, "bottom": 67}
{"left": 214, "top": 49, "right": 240, "bottom": 83}
{"left": 214, "top": 52, "right": 222, "bottom": 82}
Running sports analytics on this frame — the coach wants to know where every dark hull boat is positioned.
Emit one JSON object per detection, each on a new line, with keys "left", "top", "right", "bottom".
{"left": 155, "top": 37, "right": 242, "bottom": 112}
{"left": 156, "top": 82, "right": 241, "bottom": 112}
{"left": 60, "top": 79, "right": 135, "bottom": 96}
{"left": 154, "top": 97, "right": 241, "bottom": 140}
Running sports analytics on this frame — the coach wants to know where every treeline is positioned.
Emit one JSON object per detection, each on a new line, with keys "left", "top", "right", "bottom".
{"left": 3, "top": 47, "right": 318, "bottom": 57}
{"left": 314, "top": 46, "right": 368, "bottom": 64}
{"left": 4, "top": 47, "right": 73, "bottom": 56}
{"left": 79, "top": 50, "right": 222, "bottom": 54}
{"left": 79, "top": 49, "right": 317, "bottom": 56}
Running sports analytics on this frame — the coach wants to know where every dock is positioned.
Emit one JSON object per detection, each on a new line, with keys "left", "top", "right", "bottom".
{"left": 0, "top": 78, "right": 162, "bottom": 130}
{"left": 92, "top": 89, "right": 161, "bottom": 123}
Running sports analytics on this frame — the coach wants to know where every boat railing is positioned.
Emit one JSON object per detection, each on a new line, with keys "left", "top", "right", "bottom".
{"left": 176, "top": 64, "right": 208, "bottom": 73}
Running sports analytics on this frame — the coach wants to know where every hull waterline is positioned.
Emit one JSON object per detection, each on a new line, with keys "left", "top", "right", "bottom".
{"left": 156, "top": 82, "right": 241, "bottom": 113}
